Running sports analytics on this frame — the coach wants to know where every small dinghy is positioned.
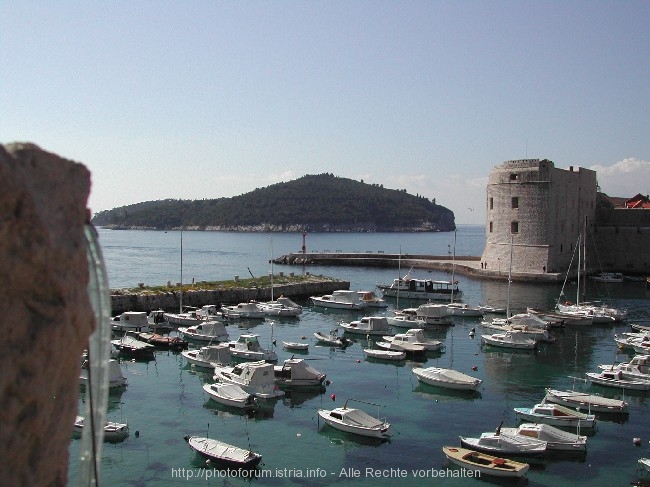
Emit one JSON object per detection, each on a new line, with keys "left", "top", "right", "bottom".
{"left": 412, "top": 367, "right": 482, "bottom": 391}
{"left": 514, "top": 403, "right": 596, "bottom": 429}
{"left": 459, "top": 431, "right": 547, "bottom": 457}
{"left": 442, "top": 446, "right": 529, "bottom": 478}
{"left": 544, "top": 388, "right": 629, "bottom": 413}
{"left": 500, "top": 423, "right": 587, "bottom": 452}
{"left": 585, "top": 370, "right": 650, "bottom": 391}
{"left": 73, "top": 415, "right": 129, "bottom": 441}
{"left": 314, "top": 330, "right": 351, "bottom": 347}
{"left": 184, "top": 435, "right": 262, "bottom": 468}
{"left": 282, "top": 341, "right": 309, "bottom": 351}
{"left": 202, "top": 383, "right": 257, "bottom": 409}
{"left": 363, "top": 348, "right": 406, "bottom": 361}
{"left": 318, "top": 400, "right": 391, "bottom": 438}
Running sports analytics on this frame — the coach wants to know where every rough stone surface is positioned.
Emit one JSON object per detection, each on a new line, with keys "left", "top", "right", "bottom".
{"left": 0, "top": 143, "right": 92, "bottom": 486}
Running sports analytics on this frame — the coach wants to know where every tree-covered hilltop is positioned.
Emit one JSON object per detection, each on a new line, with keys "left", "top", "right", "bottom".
{"left": 91, "top": 173, "right": 456, "bottom": 232}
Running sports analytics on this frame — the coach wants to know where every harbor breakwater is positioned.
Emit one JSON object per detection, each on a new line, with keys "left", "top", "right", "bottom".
{"left": 109, "top": 276, "right": 349, "bottom": 314}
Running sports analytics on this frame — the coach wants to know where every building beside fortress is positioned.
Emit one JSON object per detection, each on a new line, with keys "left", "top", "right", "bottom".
{"left": 481, "top": 159, "right": 650, "bottom": 276}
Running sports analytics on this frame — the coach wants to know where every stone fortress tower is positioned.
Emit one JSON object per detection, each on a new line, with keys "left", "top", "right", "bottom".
{"left": 481, "top": 159, "right": 597, "bottom": 275}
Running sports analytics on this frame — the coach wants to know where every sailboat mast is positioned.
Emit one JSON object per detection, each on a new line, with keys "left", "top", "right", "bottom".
{"left": 506, "top": 235, "right": 513, "bottom": 319}
{"left": 179, "top": 227, "right": 183, "bottom": 313}
{"left": 576, "top": 233, "right": 581, "bottom": 306}
{"left": 396, "top": 246, "right": 401, "bottom": 310}
{"left": 450, "top": 230, "right": 457, "bottom": 304}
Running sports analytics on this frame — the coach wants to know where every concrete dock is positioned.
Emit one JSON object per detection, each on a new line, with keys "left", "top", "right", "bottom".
{"left": 273, "top": 252, "right": 564, "bottom": 283}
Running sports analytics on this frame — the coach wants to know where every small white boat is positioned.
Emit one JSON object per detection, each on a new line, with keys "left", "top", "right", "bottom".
{"left": 598, "top": 354, "right": 650, "bottom": 381}
{"left": 282, "top": 341, "right": 309, "bottom": 351}
{"left": 214, "top": 360, "right": 285, "bottom": 399}
{"left": 477, "top": 305, "right": 507, "bottom": 315}
{"left": 585, "top": 370, "right": 650, "bottom": 391}
{"left": 274, "top": 358, "right": 326, "bottom": 388}
{"left": 203, "top": 383, "right": 257, "bottom": 409}
{"left": 500, "top": 423, "right": 587, "bottom": 452}
{"left": 110, "top": 335, "right": 156, "bottom": 358}
{"left": 514, "top": 403, "right": 596, "bottom": 429}
{"left": 80, "top": 358, "right": 127, "bottom": 389}
{"left": 340, "top": 316, "right": 392, "bottom": 335}
{"left": 381, "top": 328, "right": 443, "bottom": 351}
{"left": 184, "top": 435, "right": 262, "bottom": 468}
{"left": 163, "top": 310, "right": 203, "bottom": 326}
{"left": 259, "top": 296, "right": 302, "bottom": 317}
{"left": 181, "top": 344, "right": 232, "bottom": 369}
{"left": 415, "top": 303, "right": 453, "bottom": 325}
{"left": 544, "top": 388, "right": 629, "bottom": 413}
{"left": 318, "top": 401, "right": 391, "bottom": 438}
{"left": 459, "top": 431, "right": 547, "bottom": 457}
{"left": 385, "top": 309, "right": 426, "bottom": 330}
{"left": 639, "top": 458, "right": 650, "bottom": 473}
{"left": 357, "top": 290, "right": 388, "bottom": 308}
{"left": 222, "top": 301, "right": 265, "bottom": 319}
{"left": 412, "top": 367, "right": 481, "bottom": 391}
{"left": 378, "top": 276, "right": 462, "bottom": 301}
{"left": 481, "top": 331, "right": 536, "bottom": 350}
{"left": 590, "top": 272, "right": 624, "bottom": 283}
{"left": 310, "top": 290, "right": 367, "bottom": 310}
{"left": 363, "top": 348, "right": 406, "bottom": 361}
{"left": 110, "top": 311, "right": 152, "bottom": 333}
{"left": 442, "top": 446, "right": 529, "bottom": 478}
{"left": 73, "top": 415, "right": 129, "bottom": 441}
{"left": 228, "top": 334, "right": 278, "bottom": 362}
{"left": 314, "top": 330, "right": 352, "bottom": 347}
{"left": 178, "top": 321, "right": 229, "bottom": 342}
{"left": 445, "top": 302, "right": 484, "bottom": 317}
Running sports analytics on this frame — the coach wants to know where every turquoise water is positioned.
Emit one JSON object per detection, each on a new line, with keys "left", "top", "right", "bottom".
{"left": 68, "top": 226, "right": 650, "bottom": 486}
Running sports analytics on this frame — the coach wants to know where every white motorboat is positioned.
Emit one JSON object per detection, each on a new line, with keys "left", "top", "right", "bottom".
{"left": 110, "top": 335, "right": 156, "bottom": 358}
{"left": 184, "top": 436, "right": 262, "bottom": 468}
{"left": 340, "top": 316, "right": 392, "bottom": 335}
{"left": 227, "top": 334, "right": 278, "bottom": 362}
{"left": 585, "top": 370, "right": 650, "bottom": 391}
{"left": 412, "top": 367, "right": 482, "bottom": 391}
{"left": 477, "top": 305, "right": 507, "bottom": 315}
{"left": 222, "top": 301, "right": 265, "bottom": 319}
{"left": 181, "top": 344, "right": 232, "bottom": 369}
{"left": 314, "top": 330, "right": 352, "bottom": 347}
{"left": 74, "top": 415, "right": 129, "bottom": 441}
{"left": 513, "top": 403, "right": 596, "bottom": 429}
{"left": 385, "top": 308, "right": 426, "bottom": 330}
{"left": 110, "top": 311, "right": 152, "bottom": 333}
{"left": 544, "top": 388, "right": 629, "bottom": 413}
{"left": 481, "top": 331, "right": 536, "bottom": 350}
{"left": 202, "top": 383, "right": 257, "bottom": 409}
{"left": 442, "top": 446, "right": 529, "bottom": 478}
{"left": 356, "top": 290, "right": 388, "bottom": 308}
{"left": 415, "top": 303, "right": 453, "bottom": 325}
{"left": 309, "top": 290, "right": 367, "bottom": 310}
{"left": 195, "top": 304, "right": 230, "bottom": 322}
{"left": 282, "top": 341, "right": 309, "bottom": 351}
{"left": 500, "top": 423, "right": 587, "bottom": 452}
{"left": 459, "top": 431, "right": 547, "bottom": 457}
{"left": 273, "top": 358, "right": 326, "bottom": 388}
{"left": 178, "top": 321, "right": 229, "bottom": 342}
{"left": 80, "top": 358, "right": 127, "bottom": 389}
{"left": 381, "top": 328, "right": 443, "bottom": 351}
{"left": 528, "top": 307, "right": 593, "bottom": 326}
{"left": 163, "top": 310, "right": 203, "bottom": 326}
{"left": 639, "top": 458, "right": 650, "bottom": 473}
{"left": 590, "top": 272, "right": 624, "bottom": 283}
{"left": 214, "top": 360, "right": 285, "bottom": 399}
{"left": 318, "top": 401, "right": 391, "bottom": 438}
{"left": 375, "top": 338, "right": 426, "bottom": 355}
{"left": 556, "top": 301, "right": 626, "bottom": 323}
{"left": 598, "top": 354, "right": 650, "bottom": 381}
{"left": 363, "top": 348, "right": 406, "bottom": 361}
{"left": 445, "top": 302, "right": 484, "bottom": 317}
{"left": 259, "top": 296, "right": 302, "bottom": 317}
{"left": 377, "top": 275, "right": 462, "bottom": 301}
{"left": 479, "top": 321, "right": 552, "bottom": 342}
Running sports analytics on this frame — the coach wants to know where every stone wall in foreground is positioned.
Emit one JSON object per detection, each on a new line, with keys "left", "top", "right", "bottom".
{"left": 0, "top": 143, "right": 94, "bottom": 486}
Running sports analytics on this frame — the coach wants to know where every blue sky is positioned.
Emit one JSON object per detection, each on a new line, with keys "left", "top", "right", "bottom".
{"left": 2, "top": 1, "right": 648, "bottom": 224}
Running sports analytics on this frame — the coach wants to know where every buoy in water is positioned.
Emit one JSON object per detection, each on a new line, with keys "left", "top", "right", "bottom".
{"left": 331, "top": 394, "right": 336, "bottom": 401}
{"left": 634, "top": 437, "right": 642, "bottom": 446}
{"left": 325, "top": 380, "right": 331, "bottom": 386}
{"left": 472, "top": 366, "right": 478, "bottom": 371}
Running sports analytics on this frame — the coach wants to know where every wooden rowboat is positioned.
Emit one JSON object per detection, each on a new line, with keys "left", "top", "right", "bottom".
{"left": 442, "top": 446, "right": 529, "bottom": 478}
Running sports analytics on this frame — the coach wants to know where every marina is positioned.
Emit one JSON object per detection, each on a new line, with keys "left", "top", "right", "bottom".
{"left": 68, "top": 227, "right": 650, "bottom": 486}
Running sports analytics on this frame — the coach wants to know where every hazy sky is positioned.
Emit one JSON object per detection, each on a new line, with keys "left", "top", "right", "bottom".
{"left": 2, "top": 1, "right": 648, "bottom": 224}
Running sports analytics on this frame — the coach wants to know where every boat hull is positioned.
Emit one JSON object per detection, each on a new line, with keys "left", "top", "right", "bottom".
{"left": 442, "top": 446, "right": 529, "bottom": 478}
{"left": 412, "top": 367, "right": 481, "bottom": 391}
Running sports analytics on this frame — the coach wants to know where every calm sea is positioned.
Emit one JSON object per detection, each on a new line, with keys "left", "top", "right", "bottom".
{"left": 68, "top": 225, "right": 650, "bottom": 486}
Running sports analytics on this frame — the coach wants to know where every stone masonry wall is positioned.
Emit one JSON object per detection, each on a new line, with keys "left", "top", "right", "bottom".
{"left": 0, "top": 143, "right": 94, "bottom": 486}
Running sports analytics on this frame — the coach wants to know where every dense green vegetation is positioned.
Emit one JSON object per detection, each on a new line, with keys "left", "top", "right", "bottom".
{"left": 91, "top": 173, "right": 455, "bottom": 231}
